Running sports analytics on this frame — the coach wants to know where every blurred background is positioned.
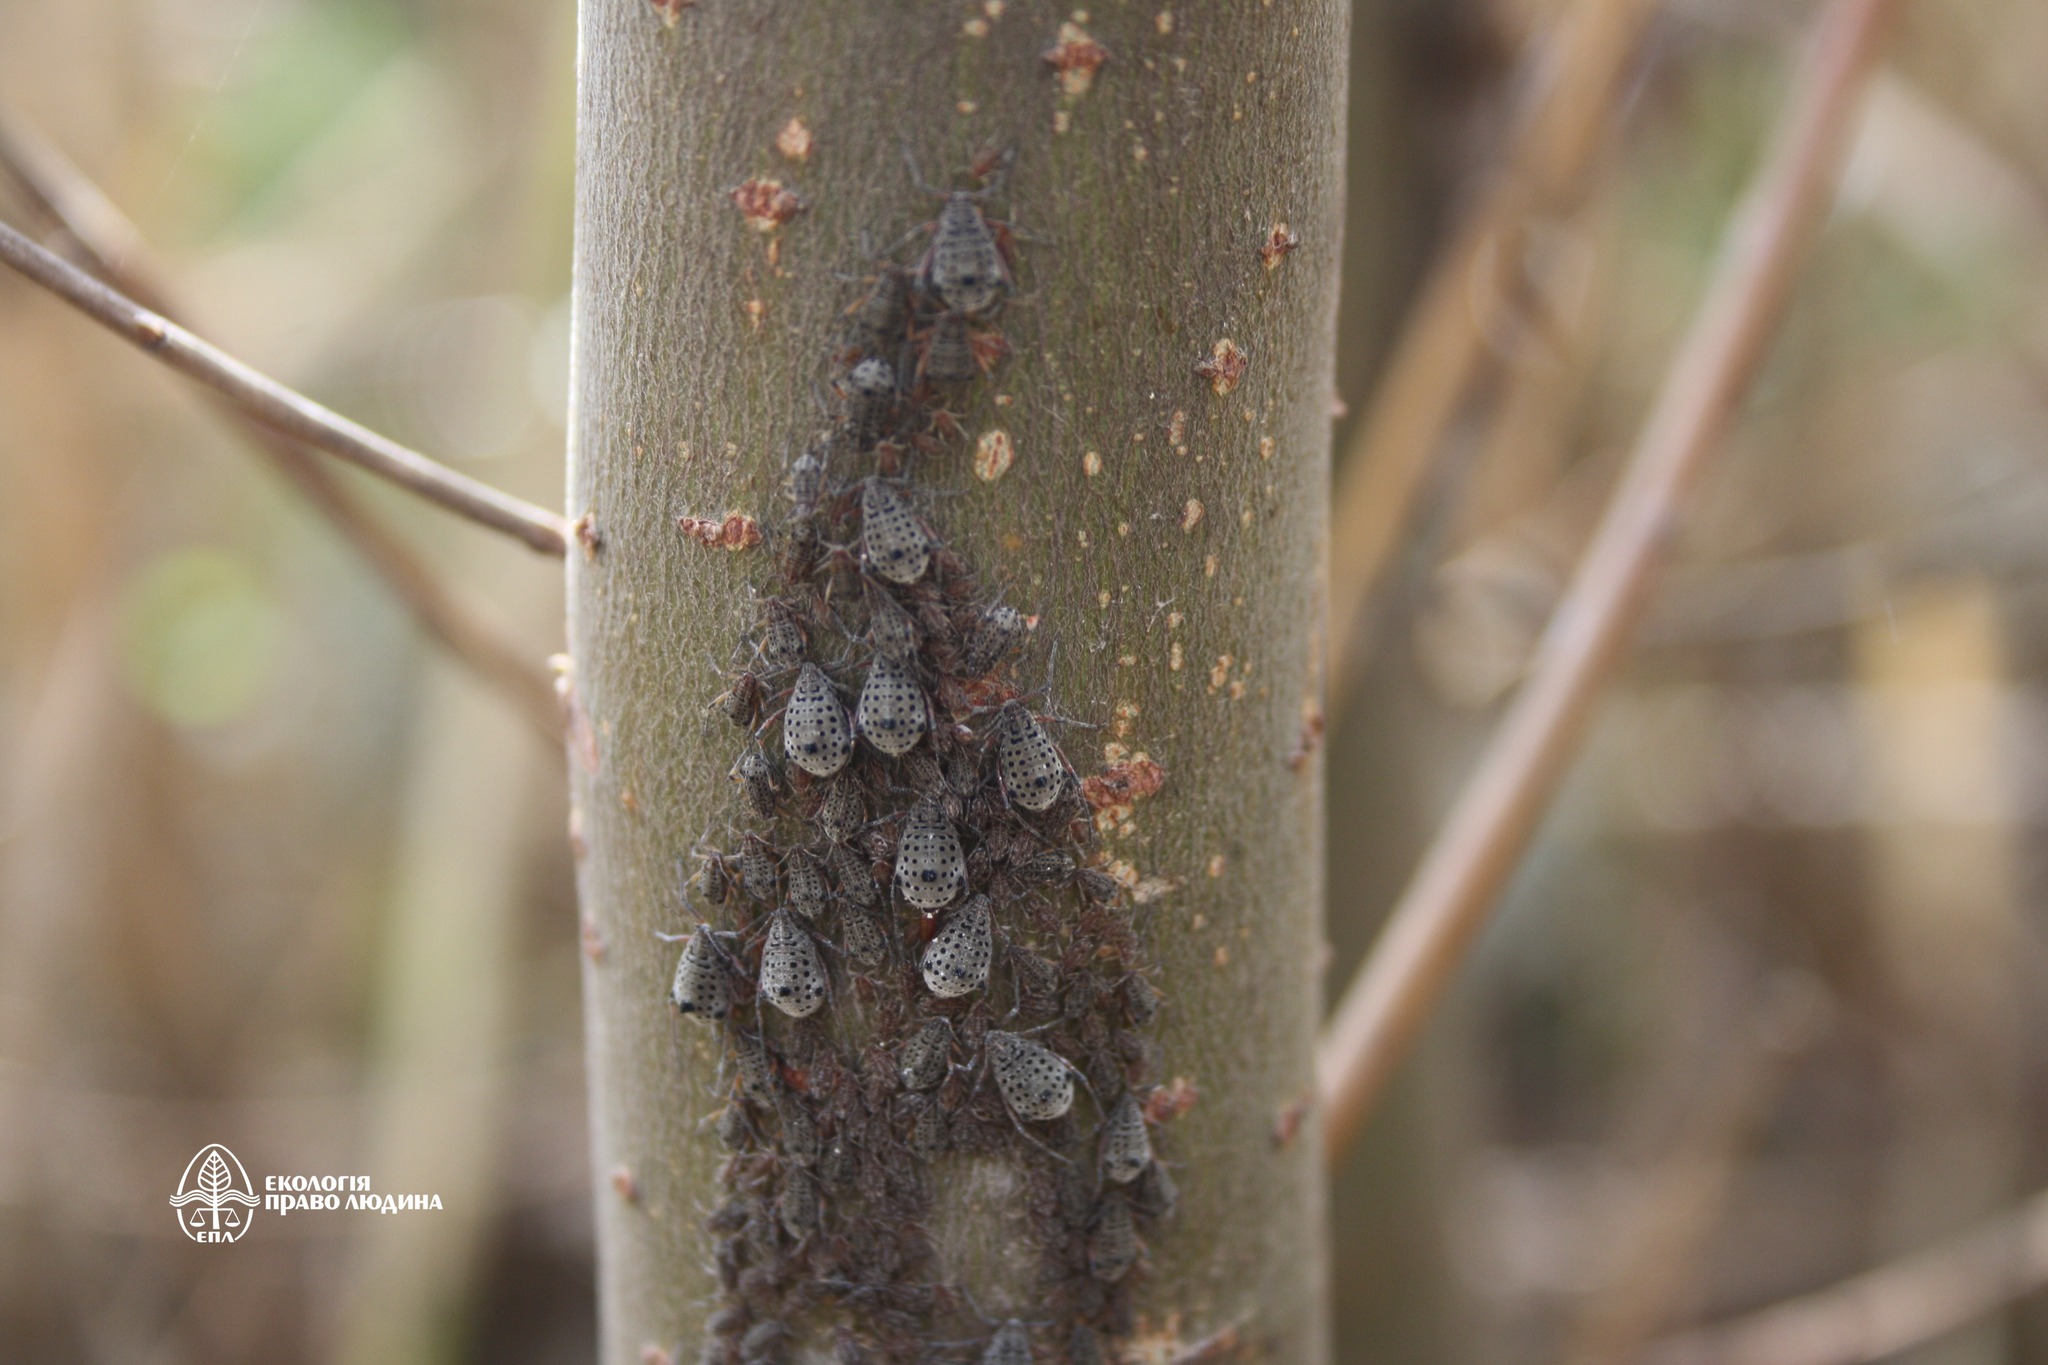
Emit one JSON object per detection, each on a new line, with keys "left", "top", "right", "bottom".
{"left": 3, "top": 0, "right": 2048, "bottom": 1362}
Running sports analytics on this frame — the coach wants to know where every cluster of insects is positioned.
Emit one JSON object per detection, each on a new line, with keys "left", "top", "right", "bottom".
{"left": 669, "top": 149, "right": 1177, "bottom": 1365}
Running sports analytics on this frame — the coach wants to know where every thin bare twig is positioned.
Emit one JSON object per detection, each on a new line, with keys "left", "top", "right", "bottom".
{"left": 1326, "top": 0, "right": 1656, "bottom": 714}
{"left": 1316, "top": 0, "right": 1899, "bottom": 1166}
{"left": 1646, "top": 1185, "right": 2048, "bottom": 1365}
{"left": 0, "top": 218, "right": 571, "bottom": 558}
{"left": 0, "top": 117, "right": 562, "bottom": 738}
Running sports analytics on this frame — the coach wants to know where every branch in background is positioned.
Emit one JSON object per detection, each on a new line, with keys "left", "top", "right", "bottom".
{"left": 0, "top": 219, "right": 572, "bottom": 558}
{"left": 0, "top": 116, "right": 562, "bottom": 739}
{"left": 1316, "top": 0, "right": 1900, "bottom": 1166}
{"left": 1325, "top": 0, "right": 1656, "bottom": 716}
{"left": 1646, "top": 1185, "right": 2048, "bottom": 1365}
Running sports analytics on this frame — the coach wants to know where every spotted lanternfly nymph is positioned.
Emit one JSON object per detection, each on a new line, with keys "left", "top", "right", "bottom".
{"left": 844, "top": 357, "right": 897, "bottom": 447}
{"left": 995, "top": 700, "right": 1071, "bottom": 813}
{"left": 988, "top": 1030, "right": 1074, "bottom": 1121}
{"left": 829, "top": 844, "right": 878, "bottom": 907}
{"left": 844, "top": 267, "right": 910, "bottom": 361}
{"left": 962, "top": 603, "right": 1027, "bottom": 677}
{"left": 670, "top": 926, "right": 732, "bottom": 1020}
{"left": 732, "top": 747, "right": 779, "bottom": 819}
{"left": 739, "top": 835, "right": 778, "bottom": 902}
{"left": 898, "top": 1018, "right": 954, "bottom": 1090}
{"left": 918, "top": 311, "right": 978, "bottom": 385}
{"left": 788, "top": 444, "right": 827, "bottom": 520}
{"left": 759, "top": 604, "right": 806, "bottom": 673}
{"left": 778, "top": 1171, "right": 819, "bottom": 1239}
{"left": 1100, "top": 1092, "right": 1152, "bottom": 1183}
{"left": 1088, "top": 1193, "right": 1138, "bottom": 1281}
{"left": 816, "top": 776, "right": 866, "bottom": 843}
{"left": 699, "top": 855, "right": 730, "bottom": 907}
{"left": 910, "top": 1096, "right": 947, "bottom": 1159}
{"left": 860, "top": 480, "right": 931, "bottom": 586}
{"left": 759, "top": 910, "right": 828, "bottom": 1018}
{"left": 893, "top": 800, "right": 967, "bottom": 910}
{"left": 920, "top": 894, "right": 992, "bottom": 998}
{"left": 732, "top": 1030, "right": 777, "bottom": 1102}
{"left": 783, "top": 662, "right": 854, "bottom": 777}
{"left": 866, "top": 587, "right": 920, "bottom": 665}
{"left": 785, "top": 850, "right": 825, "bottom": 919}
{"left": 982, "top": 1321, "right": 1032, "bottom": 1365}
{"left": 712, "top": 671, "right": 763, "bottom": 728}
{"left": 857, "top": 654, "right": 929, "bottom": 758}
{"left": 777, "top": 1094, "right": 819, "bottom": 1167}
{"left": 916, "top": 190, "right": 1015, "bottom": 319}
{"left": 838, "top": 908, "right": 886, "bottom": 967}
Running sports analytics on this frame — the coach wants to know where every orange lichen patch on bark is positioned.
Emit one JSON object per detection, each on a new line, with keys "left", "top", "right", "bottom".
{"left": 1082, "top": 755, "right": 1166, "bottom": 811}
{"left": 646, "top": 0, "right": 691, "bottom": 27}
{"left": 1179, "top": 498, "right": 1204, "bottom": 531}
{"left": 573, "top": 512, "right": 603, "bottom": 558}
{"left": 1144, "top": 1076, "right": 1200, "bottom": 1124}
{"left": 580, "top": 911, "right": 606, "bottom": 963}
{"left": 677, "top": 513, "right": 764, "bottom": 551}
{"left": 939, "top": 674, "right": 1022, "bottom": 718}
{"left": 1194, "top": 338, "right": 1248, "bottom": 395}
{"left": 973, "top": 429, "right": 1015, "bottom": 482}
{"left": 1258, "top": 222, "right": 1300, "bottom": 269}
{"left": 729, "top": 177, "right": 808, "bottom": 232}
{"left": 774, "top": 117, "right": 814, "bottom": 163}
{"left": 970, "top": 327, "right": 1012, "bottom": 373}
{"left": 1043, "top": 22, "right": 1110, "bottom": 96}
{"left": 610, "top": 1165, "right": 640, "bottom": 1202}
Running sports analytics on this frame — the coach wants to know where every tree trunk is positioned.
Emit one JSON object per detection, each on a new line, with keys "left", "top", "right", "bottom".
{"left": 567, "top": 2, "right": 1344, "bottom": 1361}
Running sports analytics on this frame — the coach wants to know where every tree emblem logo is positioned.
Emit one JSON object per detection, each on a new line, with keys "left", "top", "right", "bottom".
{"left": 169, "top": 1144, "right": 259, "bottom": 1243}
